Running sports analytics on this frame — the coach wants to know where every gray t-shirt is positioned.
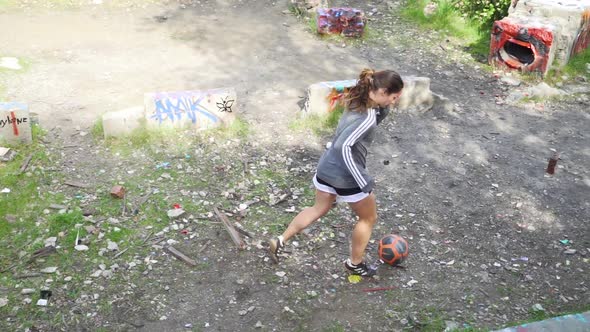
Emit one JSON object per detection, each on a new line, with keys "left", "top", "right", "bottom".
{"left": 316, "top": 106, "right": 389, "bottom": 193}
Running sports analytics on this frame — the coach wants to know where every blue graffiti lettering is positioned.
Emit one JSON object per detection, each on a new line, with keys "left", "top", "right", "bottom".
{"left": 150, "top": 94, "right": 219, "bottom": 125}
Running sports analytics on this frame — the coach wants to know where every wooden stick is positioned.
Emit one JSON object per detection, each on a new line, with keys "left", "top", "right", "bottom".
{"left": 113, "top": 248, "right": 129, "bottom": 259}
{"left": 198, "top": 240, "right": 211, "bottom": 254}
{"left": 165, "top": 246, "right": 196, "bottom": 266}
{"left": 19, "top": 154, "right": 33, "bottom": 174}
{"left": 362, "top": 286, "right": 397, "bottom": 292}
{"left": 214, "top": 207, "right": 245, "bottom": 250}
{"left": 64, "top": 180, "right": 89, "bottom": 188}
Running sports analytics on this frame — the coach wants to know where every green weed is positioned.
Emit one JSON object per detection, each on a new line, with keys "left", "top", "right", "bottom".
{"left": 289, "top": 104, "right": 344, "bottom": 137}
{"left": 547, "top": 47, "right": 590, "bottom": 82}
{"left": 401, "top": 0, "right": 491, "bottom": 59}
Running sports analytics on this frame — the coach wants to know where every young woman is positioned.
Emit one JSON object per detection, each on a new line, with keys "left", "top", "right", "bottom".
{"left": 269, "top": 68, "right": 404, "bottom": 276}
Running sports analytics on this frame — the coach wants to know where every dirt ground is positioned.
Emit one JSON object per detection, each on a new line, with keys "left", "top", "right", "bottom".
{"left": 1, "top": 0, "right": 589, "bottom": 331}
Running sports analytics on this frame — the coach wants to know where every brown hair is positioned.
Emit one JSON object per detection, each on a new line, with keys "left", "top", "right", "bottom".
{"left": 344, "top": 68, "right": 404, "bottom": 111}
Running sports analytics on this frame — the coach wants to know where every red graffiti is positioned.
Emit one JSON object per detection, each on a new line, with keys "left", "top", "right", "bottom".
{"left": 10, "top": 112, "right": 19, "bottom": 136}
{"left": 572, "top": 10, "right": 590, "bottom": 56}
{"left": 489, "top": 18, "right": 554, "bottom": 75}
{"left": 316, "top": 8, "right": 365, "bottom": 38}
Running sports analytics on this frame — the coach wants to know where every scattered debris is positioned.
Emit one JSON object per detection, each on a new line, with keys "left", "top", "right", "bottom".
{"left": 36, "top": 290, "right": 52, "bottom": 306}
{"left": 165, "top": 246, "right": 196, "bottom": 266}
{"left": 0, "top": 147, "right": 17, "bottom": 162}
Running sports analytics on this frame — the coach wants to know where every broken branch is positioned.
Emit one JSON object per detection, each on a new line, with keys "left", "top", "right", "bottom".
{"left": 214, "top": 207, "right": 245, "bottom": 250}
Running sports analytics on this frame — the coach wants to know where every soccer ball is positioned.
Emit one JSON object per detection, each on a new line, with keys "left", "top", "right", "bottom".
{"left": 378, "top": 234, "right": 409, "bottom": 266}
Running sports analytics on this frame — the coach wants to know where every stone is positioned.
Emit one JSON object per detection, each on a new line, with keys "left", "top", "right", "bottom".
{"left": 167, "top": 209, "right": 185, "bottom": 219}
{"left": 21, "top": 288, "right": 35, "bottom": 295}
{"left": 110, "top": 185, "right": 125, "bottom": 199}
{"left": 107, "top": 240, "right": 119, "bottom": 251}
{"left": 0, "top": 102, "right": 33, "bottom": 144}
{"left": 500, "top": 76, "right": 522, "bottom": 86}
{"left": 529, "top": 83, "right": 564, "bottom": 98}
{"left": 144, "top": 88, "right": 237, "bottom": 131}
{"left": 0, "top": 298, "right": 8, "bottom": 307}
{"left": 423, "top": 2, "right": 438, "bottom": 17}
{"left": 102, "top": 106, "right": 145, "bottom": 138}
{"left": 41, "top": 267, "right": 58, "bottom": 274}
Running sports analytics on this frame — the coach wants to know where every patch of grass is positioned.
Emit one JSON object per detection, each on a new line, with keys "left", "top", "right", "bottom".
{"left": 208, "top": 117, "right": 250, "bottom": 140}
{"left": 321, "top": 321, "right": 346, "bottom": 332}
{"left": 289, "top": 104, "right": 344, "bottom": 137}
{"left": 547, "top": 47, "right": 590, "bottom": 83}
{"left": 502, "top": 303, "right": 590, "bottom": 329}
{"left": 288, "top": 2, "right": 305, "bottom": 18}
{"left": 91, "top": 117, "right": 104, "bottom": 140}
{"left": 401, "top": 0, "right": 490, "bottom": 59}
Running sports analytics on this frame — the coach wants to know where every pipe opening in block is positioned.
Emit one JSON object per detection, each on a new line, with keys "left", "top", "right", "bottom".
{"left": 499, "top": 38, "right": 535, "bottom": 68}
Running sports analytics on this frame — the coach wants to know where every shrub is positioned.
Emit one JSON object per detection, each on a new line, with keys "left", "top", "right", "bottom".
{"left": 453, "top": 0, "right": 512, "bottom": 30}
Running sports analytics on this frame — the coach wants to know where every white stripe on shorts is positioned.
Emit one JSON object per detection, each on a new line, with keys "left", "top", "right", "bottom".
{"left": 312, "top": 175, "right": 369, "bottom": 203}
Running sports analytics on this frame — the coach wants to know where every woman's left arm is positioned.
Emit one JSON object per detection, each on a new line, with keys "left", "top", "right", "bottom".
{"left": 376, "top": 107, "right": 390, "bottom": 125}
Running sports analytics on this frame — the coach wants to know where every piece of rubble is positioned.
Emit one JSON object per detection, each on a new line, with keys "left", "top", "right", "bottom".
{"left": 110, "top": 185, "right": 125, "bottom": 199}
{"left": 41, "top": 267, "right": 58, "bottom": 274}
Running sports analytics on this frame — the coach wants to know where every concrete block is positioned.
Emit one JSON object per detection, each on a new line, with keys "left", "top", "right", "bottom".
{"left": 316, "top": 8, "right": 365, "bottom": 37}
{"left": 102, "top": 106, "right": 145, "bottom": 138}
{"left": 490, "top": 16, "right": 558, "bottom": 75}
{"left": 304, "top": 79, "right": 356, "bottom": 115}
{"left": 397, "top": 76, "right": 434, "bottom": 111}
{"left": 304, "top": 76, "right": 434, "bottom": 115}
{"left": 491, "top": 0, "right": 590, "bottom": 75}
{"left": 0, "top": 102, "right": 32, "bottom": 144}
{"left": 144, "top": 88, "right": 237, "bottom": 130}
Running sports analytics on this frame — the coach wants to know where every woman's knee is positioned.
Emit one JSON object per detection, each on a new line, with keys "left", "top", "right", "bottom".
{"left": 312, "top": 203, "right": 332, "bottom": 217}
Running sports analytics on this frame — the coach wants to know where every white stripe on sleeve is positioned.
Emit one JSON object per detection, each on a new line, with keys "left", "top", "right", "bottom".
{"left": 341, "top": 109, "right": 375, "bottom": 188}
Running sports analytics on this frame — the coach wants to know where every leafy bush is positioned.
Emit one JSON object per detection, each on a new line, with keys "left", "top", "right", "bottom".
{"left": 453, "top": 0, "right": 512, "bottom": 29}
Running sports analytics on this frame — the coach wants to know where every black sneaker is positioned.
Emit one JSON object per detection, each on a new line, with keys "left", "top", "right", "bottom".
{"left": 345, "top": 258, "right": 377, "bottom": 277}
{"left": 268, "top": 237, "right": 284, "bottom": 263}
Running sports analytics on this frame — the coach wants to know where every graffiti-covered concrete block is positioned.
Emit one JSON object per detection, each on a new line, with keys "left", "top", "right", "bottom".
{"left": 304, "top": 79, "right": 357, "bottom": 115}
{"left": 316, "top": 8, "right": 365, "bottom": 37}
{"left": 304, "top": 76, "right": 434, "bottom": 115}
{"left": 144, "top": 88, "right": 237, "bottom": 130}
{"left": 102, "top": 106, "right": 145, "bottom": 138}
{"left": 490, "top": 0, "right": 590, "bottom": 75}
{"left": 490, "top": 17, "right": 558, "bottom": 75}
{"left": 0, "top": 102, "right": 32, "bottom": 144}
